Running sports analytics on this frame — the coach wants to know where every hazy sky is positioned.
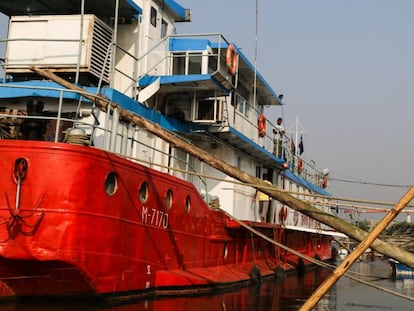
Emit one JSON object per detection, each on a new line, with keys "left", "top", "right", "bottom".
{"left": 1, "top": 2, "right": 413, "bottom": 219}
{"left": 175, "top": 0, "right": 414, "bottom": 219}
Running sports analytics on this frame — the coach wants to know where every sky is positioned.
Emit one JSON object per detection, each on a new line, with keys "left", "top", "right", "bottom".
{"left": 175, "top": 0, "right": 414, "bottom": 220}
{"left": 1, "top": 1, "right": 414, "bottom": 220}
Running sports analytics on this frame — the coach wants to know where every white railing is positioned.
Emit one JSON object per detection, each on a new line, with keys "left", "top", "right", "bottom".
{"left": 0, "top": 83, "right": 210, "bottom": 199}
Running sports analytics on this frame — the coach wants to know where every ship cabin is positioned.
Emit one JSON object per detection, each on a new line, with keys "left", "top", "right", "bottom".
{"left": 0, "top": 0, "right": 332, "bottom": 225}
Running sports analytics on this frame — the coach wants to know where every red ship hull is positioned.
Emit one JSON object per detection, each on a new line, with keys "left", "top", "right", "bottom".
{"left": 0, "top": 140, "right": 333, "bottom": 300}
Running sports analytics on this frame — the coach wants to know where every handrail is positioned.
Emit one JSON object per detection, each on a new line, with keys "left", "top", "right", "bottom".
{"left": 0, "top": 83, "right": 209, "bottom": 197}
{"left": 230, "top": 97, "right": 323, "bottom": 187}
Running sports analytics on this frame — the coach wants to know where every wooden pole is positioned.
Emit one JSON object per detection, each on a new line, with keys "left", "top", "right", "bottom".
{"left": 300, "top": 185, "right": 414, "bottom": 310}
{"left": 30, "top": 66, "right": 414, "bottom": 269}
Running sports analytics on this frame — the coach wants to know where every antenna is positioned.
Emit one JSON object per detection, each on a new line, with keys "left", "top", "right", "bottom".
{"left": 253, "top": 0, "right": 258, "bottom": 109}
{"left": 288, "top": 116, "right": 307, "bottom": 155}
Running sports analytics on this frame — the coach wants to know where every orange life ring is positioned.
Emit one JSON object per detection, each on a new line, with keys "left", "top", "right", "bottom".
{"left": 226, "top": 44, "right": 238, "bottom": 76}
{"left": 298, "top": 159, "right": 303, "bottom": 174}
{"left": 322, "top": 176, "right": 328, "bottom": 189}
{"left": 293, "top": 211, "right": 299, "bottom": 226}
{"left": 257, "top": 114, "right": 266, "bottom": 137}
{"left": 279, "top": 207, "right": 287, "bottom": 225}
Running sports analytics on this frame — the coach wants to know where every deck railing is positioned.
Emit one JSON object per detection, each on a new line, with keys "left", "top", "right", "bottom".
{"left": 0, "top": 83, "right": 210, "bottom": 199}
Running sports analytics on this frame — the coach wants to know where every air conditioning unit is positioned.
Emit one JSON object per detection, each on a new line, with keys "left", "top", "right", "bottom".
{"left": 193, "top": 98, "right": 223, "bottom": 123}
{"left": 6, "top": 14, "right": 113, "bottom": 83}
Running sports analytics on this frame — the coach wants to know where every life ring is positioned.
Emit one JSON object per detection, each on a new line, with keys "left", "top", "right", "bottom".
{"left": 226, "top": 44, "right": 238, "bottom": 76}
{"left": 293, "top": 210, "right": 299, "bottom": 226}
{"left": 257, "top": 114, "right": 266, "bottom": 137}
{"left": 279, "top": 207, "right": 287, "bottom": 225}
{"left": 322, "top": 176, "right": 328, "bottom": 189}
{"left": 298, "top": 159, "right": 303, "bottom": 174}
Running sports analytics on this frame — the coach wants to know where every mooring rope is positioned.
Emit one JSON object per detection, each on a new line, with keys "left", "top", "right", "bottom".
{"left": 105, "top": 150, "right": 414, "bottom": 301}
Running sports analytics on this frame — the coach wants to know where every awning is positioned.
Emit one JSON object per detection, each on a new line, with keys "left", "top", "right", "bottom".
{"left": 284, "top": 170, "right": 331, "bottom": 196}
{"left": 139, "top": 74, "right": 230, "bottom": 96}
{"left": 0, "top": 0, "right": 142, "bottom": 19}
{"left": 211, "top": 127, "right": 287, "bottom": 169}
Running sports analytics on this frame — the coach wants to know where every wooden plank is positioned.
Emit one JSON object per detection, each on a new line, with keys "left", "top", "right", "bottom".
{"left": 300, "top": 186, "right": 414, "bottom": 310}
{"left": 30, "top": 66, "right": 414, "bottom": 270}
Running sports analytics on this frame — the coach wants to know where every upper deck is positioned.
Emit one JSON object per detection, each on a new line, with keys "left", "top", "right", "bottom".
{"left": 0, "top": 0, "right": 330, "bottom": 196}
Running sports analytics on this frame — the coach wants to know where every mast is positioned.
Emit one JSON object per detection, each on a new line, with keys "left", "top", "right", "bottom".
{"left": 289, "top": 116, "right": 305, "bottom": 156}
{"left": 253, "top": 0, "right": 259, "bottom": 109}
{"left": 295, "top": 116, "right": 299, "bottom": 156}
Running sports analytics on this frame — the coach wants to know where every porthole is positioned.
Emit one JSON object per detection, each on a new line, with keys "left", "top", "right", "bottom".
{"left": 184, "top": 195, "right": 191, "bottom": 214}
{"left": 165, "top": 189, "right": 173, "bottom": 209}
{"left": 105, "top": 172, "right": 117, "bottom": 196}
{"left": 139, "top": 181, "right": 149, "bottom": 203}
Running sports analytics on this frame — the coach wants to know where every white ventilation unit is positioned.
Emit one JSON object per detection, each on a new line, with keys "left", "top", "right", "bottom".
{"left": 193, "top": 98, "right": 223, "bottom": 123}
{"left": 6, "top": 14, "right": 113, "bottom": 83}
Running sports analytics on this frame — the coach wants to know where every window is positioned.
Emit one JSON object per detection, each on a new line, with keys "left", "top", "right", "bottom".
{"left": 196, "top": 99, "right": 215, "bottom": 120}
{"left": 165, "top": 189, "right": 173, "bottom": 209}
{"left": 172, "top": 52, "right": 186, "bottom": 75}
{"left": 150, "top": 7, "right": 157, "bottom": 27}
{"left": 171, "top": 52, "right": 203, "bottom": 75}
{"left": 161, "top": 19, "right": 168, "bottom": 37}
{"left": 105, "top": 172, "right": 118, "bottom": 196}
{"left": 139, "top": 181, "right": 149, "bottom": 203}
{"left": 194, "top": 98, "right": 223, "bottom": 122}
{"left": 188, "top": 52, "right": 202, "bottom": 74}
{"left": 237, "top": 157, "right": 241, "bottom": 169}
{"left": 208, "top": 54, "right": 218, "bottom": 74}
{"left": 184, "top": 196, "right": 191, "bottom": 214}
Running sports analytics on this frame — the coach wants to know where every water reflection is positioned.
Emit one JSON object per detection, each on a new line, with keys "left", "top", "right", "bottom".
{"left": 4, "top": 260, "right": 414, "bottom": 311}
{"left": 394, "top": 275, "right": 414, "bottom": 298}
{"left": 100, "top": 268, "right": 334, "bottom": 311}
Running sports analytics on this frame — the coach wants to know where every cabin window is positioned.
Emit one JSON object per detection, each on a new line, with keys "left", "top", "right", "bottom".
{"left": 255, "top": 166, "right": 261, "bottom": 178}
{"left": 237, "top": 84, "right": 250, "bottom": 117}
{"left": 105, "top": 172, "right": 118, "bottom": 196}
{"left": 161, "top": 19, "right": 168, "bottom": 37}
{"left": 172, "top": 52, "right": 186, "bottom": 75}
{"left": 244, "top": 102, "right": 250, "bottom": 118}
{"left": 208, "top": 53, "right": 218, "bottom": 74}
{"left": 236, "top": 96, "right": 249, "bottom": 117}
{"left": 139, "top": 181, "right": 149, "bottom": 203}
{"left": 165, "top": 189, "right": 173, "bottom": 209}
{"left": 150, "top": 7, "right": 157, "bottom": 27}
{"left": 184, "top": 195, "right": 191, "bottom": 214}
{"left": 233, "top": 93, "right": 250, "bottom": 118}
{"left": 171, "top": 52, "right": 204, "bottom": 75}
{"left": 188, "top": 52, "right": 202, "bottom": 74}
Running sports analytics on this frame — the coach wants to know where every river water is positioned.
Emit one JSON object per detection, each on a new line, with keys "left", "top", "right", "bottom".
{"left": 2, "top": 260, "right": 413, "bottom": 311}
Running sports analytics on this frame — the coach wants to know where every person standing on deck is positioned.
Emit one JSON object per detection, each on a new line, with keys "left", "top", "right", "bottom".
{"left": 273, "top": 117, "right": 285, "bottom": 158}
{"left": 257, "top": 174, "right": 273, "bottom": 222}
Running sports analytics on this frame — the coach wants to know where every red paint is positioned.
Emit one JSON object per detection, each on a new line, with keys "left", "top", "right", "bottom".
{"left": 0, "top": 140, "right": 333, "bottom": 300}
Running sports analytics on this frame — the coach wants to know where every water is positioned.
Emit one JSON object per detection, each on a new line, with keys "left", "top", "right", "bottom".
{"left": 2, "top": 260, "right": 413, "bottom": 311}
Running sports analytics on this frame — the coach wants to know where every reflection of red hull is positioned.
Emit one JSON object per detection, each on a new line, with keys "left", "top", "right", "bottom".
{"left": 98, "top": 268, "right": 333, "bottom": 311}
{"left": 0, "top": 140, "right": 333, "bottom": 300}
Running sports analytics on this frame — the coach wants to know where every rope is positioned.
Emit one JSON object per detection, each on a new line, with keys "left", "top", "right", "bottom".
{"left": 218, "top": 208, "right": 414, "bottom": 302}
{"left": 64, "top": 133, "right": 89, "bottom": 146}
{"left": 111, "top": 150, "right": 414, "bottom": 210}
{"left": 96, "top": 151, "right": 414, "bottom": 300}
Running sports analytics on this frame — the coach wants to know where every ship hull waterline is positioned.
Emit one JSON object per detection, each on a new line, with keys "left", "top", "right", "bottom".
{"left": 0, "top": 140, "right": 334, "bottom": 301}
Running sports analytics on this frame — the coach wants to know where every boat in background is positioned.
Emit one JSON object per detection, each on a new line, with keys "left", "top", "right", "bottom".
{"left": 389, "top": 259, "right": 414, "bottom": 278}
{"left": 0, "top": 0, "right": 343, "bottom": 301}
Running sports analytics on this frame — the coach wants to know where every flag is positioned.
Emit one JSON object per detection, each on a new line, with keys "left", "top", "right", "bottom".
{"left": 299, "top": 135, "right": 304, "bottom": 155}
{"left": 290, "top": 136, "right": 296, "bottom": 154}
